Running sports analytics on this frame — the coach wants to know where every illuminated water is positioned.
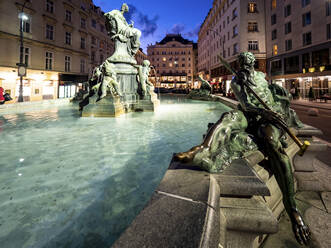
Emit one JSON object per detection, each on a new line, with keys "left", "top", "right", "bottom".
{"left": 0, "top": 96, "right": 231, "bottom": 248}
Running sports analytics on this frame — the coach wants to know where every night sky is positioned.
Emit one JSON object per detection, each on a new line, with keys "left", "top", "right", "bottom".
{"left": 93, "top": 0, "right": 214, "bottom": 52}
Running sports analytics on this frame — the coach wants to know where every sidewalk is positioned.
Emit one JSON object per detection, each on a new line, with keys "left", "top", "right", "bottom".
{"left": 291, "top": 99, "right": 331, "bottom": 110}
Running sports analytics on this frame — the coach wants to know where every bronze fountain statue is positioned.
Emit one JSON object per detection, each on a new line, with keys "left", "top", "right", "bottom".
{"left": 175, "top": 52, "right": 311, "bottom": 245}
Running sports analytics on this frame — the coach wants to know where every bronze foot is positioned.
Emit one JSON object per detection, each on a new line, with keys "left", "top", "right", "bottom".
{"left": 291, "top": 208, "right": 311, "bottom": 245}
{"left": 174, "top": 145, "right": 204, "bottom": 163}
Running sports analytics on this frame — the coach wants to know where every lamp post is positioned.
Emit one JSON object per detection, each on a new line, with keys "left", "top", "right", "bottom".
{"left": 17, "top": 0, "right": 29, "bottom": 102}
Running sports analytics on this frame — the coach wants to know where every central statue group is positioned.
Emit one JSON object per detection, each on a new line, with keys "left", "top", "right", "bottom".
{"left": 79, "top": 3, "right": 155, "bottom": 113}
{"left": 175, "top": 52, "right": 311, "bottom": 245}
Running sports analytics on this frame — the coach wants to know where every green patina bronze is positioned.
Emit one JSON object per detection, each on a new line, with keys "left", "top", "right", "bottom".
{"left": 79, "top": 3, "right": 158, "bottom": 116}
{"left": 175, "top": 52, "right": 311, "bottom": 245}
{"left": 188, "top": 76, "right": 212, "bottom": 98}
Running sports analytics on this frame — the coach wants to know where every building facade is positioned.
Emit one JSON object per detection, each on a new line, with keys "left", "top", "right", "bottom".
{"left": 147, "top": 34, "right": 196, "bottom": 89}
{"left": 266, "top": 0, "right": 331, "bottom": 99}
{"left": 0, "top": 0, "right": 114, "bottom": 102}
{"left": 135, "top": 48, "right": 148, "bottom": 65}
{"left": 198, "top": 0, "right": 266, "bottom": 93}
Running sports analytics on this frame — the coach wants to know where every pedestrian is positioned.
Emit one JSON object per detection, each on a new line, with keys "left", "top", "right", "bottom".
{"left": 290, "top": 87, "right": 295, "bottom": 99}
{"left": 0, "top": 86, "right": 5, "bottom": 105}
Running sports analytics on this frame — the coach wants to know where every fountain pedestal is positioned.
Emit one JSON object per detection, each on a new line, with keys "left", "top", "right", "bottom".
{"left": 81, "top": 95, "right": 125, "bottom": 117}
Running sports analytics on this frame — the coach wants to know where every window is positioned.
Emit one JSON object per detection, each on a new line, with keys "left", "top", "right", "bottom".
{"left": 182, "top": 64, "right": 185, "bottom": 67}
{"left": 285, "top": 39, "right": 292, "bottom": 51}
{"left": 80, "top": 37, "right": 85, "bottom": 49}
{"left": 21, "top": 47, "right": 30, "bottom": 66}
{"left": 233, "top": 43, "right": 238, "bottom": 55}
{"left": 100, "top": 54, "right": 104, "bottom": 64}
{"left": 65, "top": 56, "right": 70, "bottom": 72}
{"left": 65, "top": 32, "right": 71, "bottom": 45}
{"left": 227, "top": 31, "right": 230, "bottom": 40}
{"left": 46, "top": 0, "right": 54, "bottom": 13}
{"left": 303, "top": 32, "right": 312, "bottom": 46}
{"left": 91, "top": 51, "right": 95, "bottom": 62}
{"left": 284, "top": 5, "right": 291, "bottom": 17}
{"left": 232, "top": 8, "right": 238, "bottom": 20}
{"left": 273, "top": 44, "right": 278, "bottom": 55}
{"left": 327, "top": 1, "right": 331, "bottom": 16}
{"left": 248, "top": 2, "right": 257, "bottom": 13}
{"left": 328, "top": 24, "right": 331, "bottom": 40}
{"left": 46, "top": 24, "right": 54, "bottom": 40}
{"left": 285, "top": 22, "right": 291, "bottom": 34}
{"left": 271, "top": 0, "right": 277, "bottom": 9}
{"left": 45, "top": 51, "right": 53, "bottom": 70}
{"left": 100, "top": 24, "right": 104, "bottom": 33}
{"left": 65, "top": 10, "right": 71, "bottom": 22}
{"left": 81, "top": 18, "right": 86, "bottom": 28}
{"left": 302, "top": 0, "right": 310, "bottom": 8}
{"left": 228, "top": 47, "right": 230, "bottom": 57}
{"left": 91, "top": 36, "right": 96, "bottom": 45}
{"left": 271, "top": 14, "right": 277, "bottom": 25}
{"left": 248, "top": 22, "right": 258, "bottom": 32}
{"left": 227, "top": 16, "right": 229, "bottom": 24}
{"left": 22, "top": 16, "right": 31, "bottom": 33}
{"left": 233, "top": 25, "right": 238, "bottom": 37}
{"left": 302, "top": 12, "right": 311, "bottom": 27}
{"left": 81, "top": 3, "right": 86, "bottom": 11}
{"left": 91, "top": 19, "right": 96, "bottom": 28}
{"left": 272, "top": 29, "right": 277, "bottom": 40}
{"left": 99, "top": 41, "right": 105, "bottom": 49}
{"left": 248, "top": 40, "right": 258, "bottom": 50}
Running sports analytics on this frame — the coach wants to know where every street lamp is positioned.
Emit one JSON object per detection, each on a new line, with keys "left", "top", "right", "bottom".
{"left": 17, "top": 0, "right": 29, "bottom": 102}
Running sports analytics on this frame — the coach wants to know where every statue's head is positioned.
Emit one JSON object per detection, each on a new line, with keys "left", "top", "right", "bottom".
{"left": 143, "top": 60, "right": 150, "bottom": 67}
{"left": 121, "top": 3, "right": 129, "bottom": 13}
{"left": 238, "top": 52, "right": 255, "bottom": 69}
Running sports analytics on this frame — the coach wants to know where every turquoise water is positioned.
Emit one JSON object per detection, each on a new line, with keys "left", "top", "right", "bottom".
{"left": 0, "top": 96, "right": 231, "bottom": 248}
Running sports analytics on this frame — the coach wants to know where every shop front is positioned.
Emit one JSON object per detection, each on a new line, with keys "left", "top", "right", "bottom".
{"left": 0, "top": 67, "right": 59, "bottom": 103}
{"left": 284, "top": 76, "right": 331, "bottom": 99}
{"left": 58, "top": 74, "right": 88, "bottom": 99}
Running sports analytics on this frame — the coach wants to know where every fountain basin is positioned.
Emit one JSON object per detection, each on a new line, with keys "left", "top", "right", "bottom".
{"left": 0, "top": 95, "right": 231, "bottom": 248}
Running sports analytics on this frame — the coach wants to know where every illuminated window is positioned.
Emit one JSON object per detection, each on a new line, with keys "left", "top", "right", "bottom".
{"left": 248, "top": 3, "right": 257, "bottom": 13}
{"left": 272, "top": 0, "right": 277, "bottom": 9}
{"left": 162, "top": 57, "right": 166, "bottom": 61}
{"left": 248, "top": 22, "right": 258, "bottom": 32}
{"left": 273, "top": 44, "right": 278, "bottom": 55}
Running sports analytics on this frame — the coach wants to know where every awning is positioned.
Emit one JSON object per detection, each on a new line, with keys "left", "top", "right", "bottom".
{"left": 59, "top": 74, "right": 88, "bottom": 83}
